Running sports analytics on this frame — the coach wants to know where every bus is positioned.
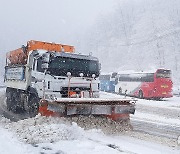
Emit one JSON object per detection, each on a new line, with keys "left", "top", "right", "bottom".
{"left": 115, "top": 69, "right": 173, "bottom": 99}
{"left": 99, "top": 72, "right": 117, "bottom": 92}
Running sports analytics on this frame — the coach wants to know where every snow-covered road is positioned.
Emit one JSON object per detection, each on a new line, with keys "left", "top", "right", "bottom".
{"left": 0, "top": 89, "right": 180, "bottom": 154}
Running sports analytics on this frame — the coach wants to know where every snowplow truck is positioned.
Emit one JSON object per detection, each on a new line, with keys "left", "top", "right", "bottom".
{"left": 4, "top": 40, "right": 135, "bottom": 120}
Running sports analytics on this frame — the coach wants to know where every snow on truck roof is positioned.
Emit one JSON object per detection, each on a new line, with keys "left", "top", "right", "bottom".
{"left": 52, "top": 51, "right": 99, "bottom": 61}
{"left": 6, "top": 40, "right": 98, "bottom": 65}
{"left": 35, "top": 49, "right": 99, "bottom": 61}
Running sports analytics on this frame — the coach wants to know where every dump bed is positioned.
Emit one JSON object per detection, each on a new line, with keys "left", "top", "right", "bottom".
{"left": 6, "top": 40, "right": 75, "bottom": 65}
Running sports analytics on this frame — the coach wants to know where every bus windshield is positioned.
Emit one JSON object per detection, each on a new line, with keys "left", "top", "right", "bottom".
{"left": 156, "top": 69, "right": 171, "bottom": 78}
{"left": 47, "top": 56, "right": 100, "bottom": 77}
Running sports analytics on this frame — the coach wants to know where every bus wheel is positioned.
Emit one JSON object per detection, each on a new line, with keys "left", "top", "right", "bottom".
{"left": 138, "top": 90, "right": 144, "bottom": 99}
{"left": 155, "top": 97, "right": 162, "bottom": 101}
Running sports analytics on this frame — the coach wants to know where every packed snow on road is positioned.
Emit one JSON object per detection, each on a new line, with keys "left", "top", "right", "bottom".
{"left": 0, "top": 89, "right": 180, "bottom": 154}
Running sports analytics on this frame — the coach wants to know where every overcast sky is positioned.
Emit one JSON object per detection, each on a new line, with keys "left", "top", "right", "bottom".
{"left": 0, "top": 0, "right": 116, "bottom": 52}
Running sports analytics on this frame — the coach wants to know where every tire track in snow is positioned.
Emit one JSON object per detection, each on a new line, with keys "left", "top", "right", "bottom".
{"left": 131, "top": 118, "right": 180, "bottom": 140}
{"left": 87, "top": 137, "right": 137, "bottom": 154}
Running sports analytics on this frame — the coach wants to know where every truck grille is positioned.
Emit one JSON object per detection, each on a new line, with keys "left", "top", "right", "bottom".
{"left": 60, "top": 87, "right": 90, "bottom": 98}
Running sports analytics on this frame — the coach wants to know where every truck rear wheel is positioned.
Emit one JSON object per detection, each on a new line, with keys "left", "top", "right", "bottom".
{"left": 6, "top": 88, "right": 20, "bottom": 112}
{"left": 27, "top": 94, "right": 39, "bottom": 117}
{"left": 6, "top": 88, "right": 13, "bottom": 111}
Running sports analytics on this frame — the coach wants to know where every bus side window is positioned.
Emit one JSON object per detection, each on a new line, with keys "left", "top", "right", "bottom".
{"left": 144, "top": 73, "right": 154, "bottom": 82}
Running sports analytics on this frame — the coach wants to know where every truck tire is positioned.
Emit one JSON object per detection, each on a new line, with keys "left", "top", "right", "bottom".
{"left": 6, "top": 88, "right": 20, "bottom": 112}
{"left": 6, "top": 88, "right": 13, "bottom": 111}
{"left": 28, "top": 94, "right": 39, "bottom": 118}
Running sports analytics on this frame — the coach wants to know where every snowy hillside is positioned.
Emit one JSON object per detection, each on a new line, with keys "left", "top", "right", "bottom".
{"left": 80, "top": 0, "right": 180, "bottom": 86}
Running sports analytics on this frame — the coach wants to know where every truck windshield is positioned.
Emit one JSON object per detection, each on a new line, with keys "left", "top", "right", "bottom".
{"left": 47, "top": 56, "right": 99, "bottom": 77}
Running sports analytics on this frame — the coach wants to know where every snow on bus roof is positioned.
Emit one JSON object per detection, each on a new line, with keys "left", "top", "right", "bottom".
{"left": 100, "top": 68, "right": 171, "bottom": 76}
{"left": 117, "top": 68, "right": 171, "bottom": 75}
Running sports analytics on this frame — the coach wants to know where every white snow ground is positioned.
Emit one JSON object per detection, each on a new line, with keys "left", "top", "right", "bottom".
{"left": 0, "top": 91, "right": 180, "bottom": 154}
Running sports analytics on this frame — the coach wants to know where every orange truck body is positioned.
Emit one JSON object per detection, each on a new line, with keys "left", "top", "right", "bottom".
{"left": 6, "top": 40, "right": 75, "bottom": 65}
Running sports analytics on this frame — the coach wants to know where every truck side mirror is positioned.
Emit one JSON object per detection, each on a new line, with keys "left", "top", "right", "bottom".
{"left": 41, "top": 53, "right": 50, "bottom": 69}
{"left": 99, "top": 63, "right": 101, "bottom": 70}
{"left": 42, "top": 53, "right": 50, "bottom": 63}
{"left": 41, "top": 63, "right": 49, "bottom": 69}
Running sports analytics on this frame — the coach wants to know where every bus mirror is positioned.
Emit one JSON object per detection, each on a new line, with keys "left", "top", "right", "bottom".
{"left": 115, "top": 77, "right": 118, "bottom": 85}
{"left": 99, "top": 63, "right": 101, "bottom": 70}
{"left": 112, "top": 72, "right": 118, "bottom": 78}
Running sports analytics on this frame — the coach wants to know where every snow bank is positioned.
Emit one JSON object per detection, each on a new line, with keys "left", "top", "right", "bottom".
{"left": 70, "top": 116, "right": 131, "bottom": 134}
{"left": 0, "top": 113, "right": 131, "bottom": 144}
{"left": 1, "top": 114, "right": 84, "bottom": 144}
